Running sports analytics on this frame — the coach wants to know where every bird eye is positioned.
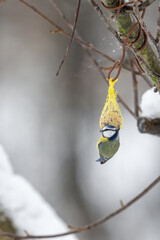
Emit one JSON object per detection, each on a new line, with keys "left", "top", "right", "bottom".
{"left": 102, "top": 130, "right": 115, "bottom": 138}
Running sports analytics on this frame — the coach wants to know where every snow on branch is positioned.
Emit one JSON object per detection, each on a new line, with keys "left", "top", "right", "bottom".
{"left": 140, "top": 88, "right": 160, "bottom": 119}
{"left": 0, "top": 145, "right": 77, "bottom": 240}
{"left": 0, "top": 174, "right": 159, "bottom": 239}
{"left": 138, "top": 88, "right": 160, "bottom": 135}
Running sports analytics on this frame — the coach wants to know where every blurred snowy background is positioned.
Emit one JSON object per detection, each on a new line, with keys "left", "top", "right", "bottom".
{"left": 0, "top": 0, "right": 159, "bottom": 240}
{"left": 0, "top": 145, "right": 78, "bottom": 240}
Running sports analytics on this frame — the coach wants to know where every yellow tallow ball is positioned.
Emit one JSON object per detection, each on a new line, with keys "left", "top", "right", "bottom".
{"left": 99, "top": 78, "right": 123, "bottom": 129}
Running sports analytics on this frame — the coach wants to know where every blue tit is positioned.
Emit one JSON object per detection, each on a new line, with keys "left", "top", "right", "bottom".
{"left": 96, "top": 125, "right": 120, "bottom": 164}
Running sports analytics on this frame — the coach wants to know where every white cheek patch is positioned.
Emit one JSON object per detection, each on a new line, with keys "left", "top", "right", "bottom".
{"left": 102, "top": 126, "right": 117, "bottom": 131}
{"left": 103, "top": 130, "right": 115, "bottom": 138}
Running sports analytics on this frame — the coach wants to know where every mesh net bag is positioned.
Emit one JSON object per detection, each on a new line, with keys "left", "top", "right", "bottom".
{"left": 99, "top": 78, "right": 123, "bottom": 129}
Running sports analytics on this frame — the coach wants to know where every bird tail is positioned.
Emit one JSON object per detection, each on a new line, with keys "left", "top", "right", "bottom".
{"left": 96, "top": 158, "right": 106, "bottom": 164}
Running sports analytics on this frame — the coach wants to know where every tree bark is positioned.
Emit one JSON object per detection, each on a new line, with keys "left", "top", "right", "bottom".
{"left": 101, "top": 0, "right": 160, "bottom": 86}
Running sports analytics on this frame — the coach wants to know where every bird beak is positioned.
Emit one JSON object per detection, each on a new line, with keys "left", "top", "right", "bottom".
{"left": 99, "top": 129, "right": 103, "bottom": 133}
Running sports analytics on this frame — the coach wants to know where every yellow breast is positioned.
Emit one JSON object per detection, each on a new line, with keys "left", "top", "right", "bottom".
{"left": 96, "top": 136, "right": 108, "bottom": 150}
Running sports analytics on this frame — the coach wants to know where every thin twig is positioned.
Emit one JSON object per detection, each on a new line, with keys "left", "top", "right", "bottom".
{"left": 136, "top": 54, "right": 160, "bottom": 79}
{"left": 108, "top": 20, "right": 144, "bottom": 81}
{"left": 106, "top": 0, "right": 149, "bottom": 80}
{"left": 49, "top": 0, "right": 116, "bottom": 63}
{"left": 56, "top": 0, "right": 81, "bottom": 76}
{"left": 19, "top": 0, "right": 146, "bottom": 77}
{"left": 19, "top": 0, "right": 148, "bottom": 116}
{"left": 87, "top": 0, "right": 123, "bottom": 43}
{"left": 69, "top": 175, "right": 160, "bottom": 232}
{"left": 101, "top": 0, "right": 136, "bottom": 11}
{"left": 100, "top": 0, "right": 160, "bottom": 81}
{"left": 0, "top": 175, "right": 159, "bottom": 239}
{"left": 133, "top": 0, "right": 157, "bottom": 49}
{"left": 156, "top": 1, "right": 160, "bottom": 58}
{"left": 133, "top": 0, "right": 142, "bottom": 23}
{"left": 141, "top": 75, "right": 152, "bottom": 87}
{"left": 124, "top": 0, "right": 156, "bottom": 12}
{"left": 156, "top": 2, "right": 160, "bottom": 43}
{"left": 136, "top": 0, "right": 156, "bottom": 11}
{"left": 19, "top": 0, "right": 63, "bottom": 31}
{"left": 19, "top": 0, "right": 111, "bottom": 63}
{"left": 141, "top": 21, "right": 157, "bottom": 47}
{"left": 50, "top": 0, "right": 135, "bottom": 117}
{"left": 49, "top": 0, "right": 74, "bottom": 30}
{"left": 126, "top": 51, "right": 152, "bottom": 87}
{"left": 18, "top": 0, "right": 127, "bottom": 71}
{"left": 20, "top": 0, "right": 135, "bottom": 117}
{"left": 129, "top": 57, "right": 139, "bottom": 117}
{"left": 89, "top": 0, "right": 159, "bottom": 81}
{"left": 138, "top": 69, "right": 153, "bottom": 87}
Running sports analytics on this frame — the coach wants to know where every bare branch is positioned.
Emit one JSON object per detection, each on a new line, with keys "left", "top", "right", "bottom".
{"left": 0, "top": 175, "right": 159, "bottom": 239}
{"left": 100, "top": 0, "right": 160, "bottom": 84}
{"left": 138, "top": 71, "right": 153, "bottom": 87}
{"left": 50, "top": 0, "right": 135, "bottom": 117}
{"left": 156, "top": 2, "right": 160, "bottom": 43}
{"left": 133, "top": 0, "right": 141, "bottom": 22}
{"left": 138, "top": 117, "right": 160, "bottom": 135}
{"left": 129, "top": 57, "right": 139, "bottom": 117}
{"left": 136, "top": 0, "right": 156, "bottom": 11}
{"left": 132, "top": 1, "right": 158, "bottom": 52}
{"left": 18, "top": 0, "right": 154, "bottom": 116}
{"left": 69, "top": 175, "right": 160, "bottom": 232}
{"left": 51, "top": 0, "right": 137, "bottom": 117}
{"left": 56, "top": 0, "right": 81, "bottom": 76}
{"left": 19, "top": 0, "right": 148, "bottom": 78}
{"left": 18, "top": 1, "right": 116, "bottom": 65}
{"left": 19, "top": 0, "right": 63, "bottom": 31}
{"left": 125, "top": 0, "right": 156, "bottom": 12}
{"left": 156, "top": 1, "right": 160, "bottom": 58}
{"left": 87, "top": 0, "right": 122, "bottom": 43}
{"left": 19, "top": 0, "right": 135, "bottom": 116}
{"left": 0, "top": 4, "right": 159, "bottom": 240}
{"left": 50, "top": 0, "right": 134, "bottom": 76}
